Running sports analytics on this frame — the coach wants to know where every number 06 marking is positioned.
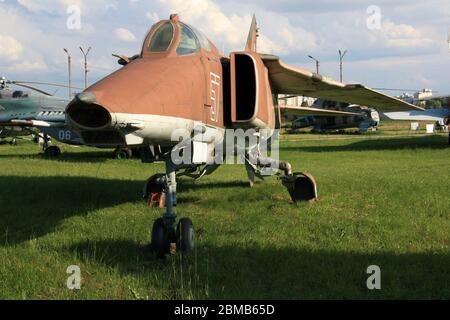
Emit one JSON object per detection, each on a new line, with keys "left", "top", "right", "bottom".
{"left": 58, "top": 130, "right": 72, "bottom": 141}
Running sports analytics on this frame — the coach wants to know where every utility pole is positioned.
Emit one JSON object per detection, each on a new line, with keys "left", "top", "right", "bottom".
{"left": 339, "top": 49, "right": 348, "bottom": 83}
{"left": 79, "top": 46, "right": 92, "bottom": 89}
{"left": 447, "top": 26, "right": 450, "bottom": 50}
{"left": 308, "top": 55, "right": 320, "bottom": 74}
{"left": 63, "top": 48, "right": 72, "bottom": 98}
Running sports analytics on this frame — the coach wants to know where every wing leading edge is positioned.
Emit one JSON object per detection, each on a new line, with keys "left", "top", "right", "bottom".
{"left": 279, "top": 106, "right": 360, "bottom": 117}
{"left": 261, "top": 55, "right": 423, "bottom": 112}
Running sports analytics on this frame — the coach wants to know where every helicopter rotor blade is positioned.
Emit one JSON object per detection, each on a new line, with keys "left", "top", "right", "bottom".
{"left": 10, "top": 83, "right": 53, "bottom": 96}
{"left": 10, "top": 80, "right": 83, "bottom": 91}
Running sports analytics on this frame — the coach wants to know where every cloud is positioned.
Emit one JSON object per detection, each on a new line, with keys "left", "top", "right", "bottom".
{"left": 374, "top": 20, "right": 438, "bottom": 49}
{"left": 146, "top": 12, "right": 160, "bottom": 23}
{"left": 0, "top": 35, "right": 23, "bottom": 61}
{"left": 1, "top": 0, "right": 449, "bottom": 94}
{"left": 115, "top": 28, "right": 137, "bottom": 42}
{"left": 10, "top": 59, "right": 48, "bottom": 72}
{"left": 158, "top": 0, "right": 317, "bottom": 54}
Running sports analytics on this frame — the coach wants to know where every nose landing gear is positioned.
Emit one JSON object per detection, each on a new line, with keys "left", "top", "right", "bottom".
{"left": 147, "top": 160, "right": 195, "bottom": 258}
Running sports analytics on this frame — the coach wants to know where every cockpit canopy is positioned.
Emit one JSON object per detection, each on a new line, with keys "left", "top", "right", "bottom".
{"left": 148, "top": 23, "right": 174, "bottom": 52}
{"left": 145, "top": 18, "right": 211, "bottom": 56}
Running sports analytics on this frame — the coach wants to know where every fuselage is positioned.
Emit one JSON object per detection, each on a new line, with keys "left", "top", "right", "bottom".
{"left": 66, "top": 16, "right": 277, "bottom": 150}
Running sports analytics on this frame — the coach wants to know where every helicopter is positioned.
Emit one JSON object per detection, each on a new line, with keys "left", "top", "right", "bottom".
{"left": 0, "top": 77, "right": 138, "bottom": 158}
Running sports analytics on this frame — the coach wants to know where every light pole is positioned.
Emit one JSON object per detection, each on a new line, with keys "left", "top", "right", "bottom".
{"left": 448, "top": 26, "right": 450, "bottom": 50}
{"left": 339, "top": 49, "right": 348, "bottom": 83}
{"left": 63, "top": 48, "right": 72, "bottom": 98}
{"left": 79, "top": 46, "right": 92, "bottom": 89}
{"left": 308, "top": 55, "right": 320, "bottom": 74}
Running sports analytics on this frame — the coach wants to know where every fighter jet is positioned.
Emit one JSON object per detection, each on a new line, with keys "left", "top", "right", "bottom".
{"left": 287, "top": 99, "right": 380, "bottom": 133}
{"left": 65, "top": 14, "right": 422, "bottom": 256}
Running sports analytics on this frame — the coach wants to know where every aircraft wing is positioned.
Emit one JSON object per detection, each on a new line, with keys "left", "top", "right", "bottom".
{"left": 382, "top": 108, "right": 450, "bottom": 121}
{"left": 261, "top": 55, "right": 424, "bottom": 112}
{"left": 279, "top": 106, "right": 360, "bottom": 117}
{"left": 0, "top": 120, "right": 65, "bottom": 128}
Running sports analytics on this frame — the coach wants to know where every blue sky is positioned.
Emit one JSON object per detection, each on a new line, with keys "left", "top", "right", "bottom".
{"left": 0, "top": 0, "right": 449, "bottom": 96}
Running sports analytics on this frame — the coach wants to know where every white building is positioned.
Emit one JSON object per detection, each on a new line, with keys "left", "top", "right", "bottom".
{"left": 414, "top": 88, "right": 433, "bottom": 100}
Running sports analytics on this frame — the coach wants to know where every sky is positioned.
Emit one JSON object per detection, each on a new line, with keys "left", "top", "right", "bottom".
{"left": 0, "top": 0, "right": 449, "bottom": 97}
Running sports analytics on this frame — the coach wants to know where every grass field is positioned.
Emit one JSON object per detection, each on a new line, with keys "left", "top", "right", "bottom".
{"left": 0, "top": 127, "right": 449, "bottom": 299}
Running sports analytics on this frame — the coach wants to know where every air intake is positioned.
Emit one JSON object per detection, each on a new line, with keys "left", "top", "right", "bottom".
{"left": 67, "top": 102, "right": 111, "bottom": 129}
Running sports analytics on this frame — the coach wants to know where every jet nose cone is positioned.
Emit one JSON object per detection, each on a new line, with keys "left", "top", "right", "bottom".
{"left": 66, "top": 91, "right": 112, "bottom": 130}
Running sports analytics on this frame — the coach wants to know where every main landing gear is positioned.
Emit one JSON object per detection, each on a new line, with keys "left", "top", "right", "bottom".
{"left": 144, "top": 159, "right": 195, "bottom": 258}
{"left": 245, "top": 150, "right": 318, "bottom": 203}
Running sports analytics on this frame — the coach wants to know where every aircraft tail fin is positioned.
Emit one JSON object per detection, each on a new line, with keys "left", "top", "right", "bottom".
{"left": 245, "top": 14, "right": 258, "bottom": 52}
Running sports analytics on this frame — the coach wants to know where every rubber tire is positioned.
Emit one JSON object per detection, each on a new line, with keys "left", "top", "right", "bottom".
{"left": 44, "top": 146, "right": 61, "bottom": 157}
{"left": 114, "top": 148, "right": 132, "bottom": 160}
{"left": 176, "top": 218, "right": 195, "bottom": 254}
{"left": 151, "top": 218, "right": 170, "bottom": 257}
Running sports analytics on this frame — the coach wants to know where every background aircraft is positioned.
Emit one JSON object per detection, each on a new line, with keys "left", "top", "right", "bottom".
{"left": 282, "top": 89, "right": 445, "bottom": 134}
{"left": 0, "top": 78, "right": 83, "bottom": 156}
{"left": 0, "top": 78, "right": 138, "bottom": 158}
{"left": 284, "top": 99, "right": 380, "bottom": 133}
{"left": 64, "top": 14, "right": 422, "bottom": 257}
{"left": 383, "top": 94, "right": 450, "bottom": 143}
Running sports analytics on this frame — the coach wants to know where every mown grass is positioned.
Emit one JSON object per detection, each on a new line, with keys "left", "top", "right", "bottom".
{"left": 0, "top": 130, "right": 449, "bottom": 300}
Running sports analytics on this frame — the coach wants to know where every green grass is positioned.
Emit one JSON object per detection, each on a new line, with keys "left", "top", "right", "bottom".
{"left": 0, "top": 131, "right": 449, "bottom": 300}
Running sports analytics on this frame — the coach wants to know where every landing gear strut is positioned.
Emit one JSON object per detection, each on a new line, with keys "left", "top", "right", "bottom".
{"left": 245, "top": 150, "right": 318, "bottom": 203}
{"left": 147, "top": 159, "right": 195, "bottom": 257}
{"left": 42, "top": 134, "right": 61, "bottom": 158}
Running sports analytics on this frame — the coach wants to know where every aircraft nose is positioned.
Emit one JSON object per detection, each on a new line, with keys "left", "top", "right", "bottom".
{"left": 66, "top": 92, "right": 113, "bottom": 130}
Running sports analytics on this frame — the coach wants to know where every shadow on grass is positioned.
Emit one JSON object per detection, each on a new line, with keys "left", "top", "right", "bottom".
{"left": 282, "top": 135, "right": 450, "bottom": 153}
{"left": 0, "top": 150, "right": 115, "bottom": 163}
{"left": 66, "top": 239, "right": 450, "bottom": 299}
{"left": 0, "top": 176, "right": 249, "bottom": 246}
{"left": 0, "top": 176, "right": 143, "bottom": 245}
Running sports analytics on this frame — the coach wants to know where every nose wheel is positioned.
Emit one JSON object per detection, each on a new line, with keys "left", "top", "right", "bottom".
{"left": 148, "top": 159, "right": 195, "bottom": 258}
{"left": 150, "top": 217, "right": 195, "bottom": 257}
{"left": 150, "top": 218, "right": 170, "bottom": 257}
{"left": 176, "top": 218, "right": 195, "bottom": 253}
